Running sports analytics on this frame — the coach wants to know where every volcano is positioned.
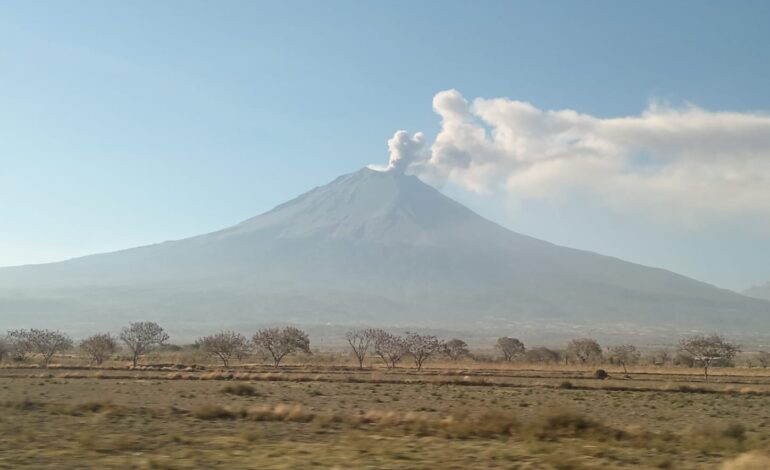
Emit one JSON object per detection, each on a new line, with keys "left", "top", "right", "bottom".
{"left": 1, "top": 167, "right": 769, "bottom": 337}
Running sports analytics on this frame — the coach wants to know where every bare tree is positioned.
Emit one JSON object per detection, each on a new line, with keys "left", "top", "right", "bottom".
{"left": 525, "top": 346, "right": 561, "bottom": 364}
{"left": 7, "top": 329, "right": 73, "bottom": 367}
{"left": 566, "top": 338, "right": 602, "bottom": 365}
{"left": 345, "top": 329, "right": 375, "bottom": 369}
{"left": 679, "top": 334, "right": 739, "bottom": 381}
{"left": 608, "top": 344, "right": 641, "bottom": 373}
{"left": 496, "top": 337, "right": 525, "bottom": 362}
{"left": 252, "top": 326, "right": 310, "bottom": 368}
{"left": 651, "top": 349, "right": 671, "bottom": 366}
{"left": 198, "top": 331, "right": 249, "bottom": 367}
{"left": 80, "top": 333, "right": 118, "bottom": 365}
{"left": 757, "top": 351, "right": 770, "bottom": 369}
{"left": 371, "top": 329, "right": 407, "bottom": 369}
{"left": 120, "top": 322, "right": 170, "bottom": 367}
{"left": 0, "top": 335, "right": 9, "bottom": 362}
{"left": 404, "top": 332, "right": 444, "bottom": 371}
{"left": 444, "top": 338, "right": 470, "bottom": 361}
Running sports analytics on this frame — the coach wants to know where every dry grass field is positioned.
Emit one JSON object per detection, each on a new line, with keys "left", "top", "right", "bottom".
{"left": 2, "top": 360, "right": 770, "bottom": 469}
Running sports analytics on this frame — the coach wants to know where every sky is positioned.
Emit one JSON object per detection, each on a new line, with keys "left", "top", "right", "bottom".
{"left": 1, "top": 1, "right": 770, "bottom": 291}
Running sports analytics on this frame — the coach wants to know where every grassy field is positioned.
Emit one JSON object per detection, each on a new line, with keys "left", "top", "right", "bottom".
{"left": 2, "top": 362, "right": 770, "bottom": 469}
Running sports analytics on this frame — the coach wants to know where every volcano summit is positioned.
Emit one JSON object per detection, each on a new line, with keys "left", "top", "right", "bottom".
{"left": 1, "top": 168, "right": 768, "bottom": 338}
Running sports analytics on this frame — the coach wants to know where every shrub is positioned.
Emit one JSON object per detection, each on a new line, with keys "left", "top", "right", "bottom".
{"left": 191, "top": 405, "right": 239, "bottom": 420}
{"left": 221, "top": 384, "right": 259, "bottom": 396}
{"left": 530, "top": 410, "right": 615, "bottom": 441}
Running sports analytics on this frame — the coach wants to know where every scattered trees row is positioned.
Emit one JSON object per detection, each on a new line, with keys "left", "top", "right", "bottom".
{"left": 0, "top": 324, "right": 744, "bottom": 378}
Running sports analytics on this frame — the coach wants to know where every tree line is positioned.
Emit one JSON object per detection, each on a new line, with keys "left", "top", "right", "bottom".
{"left": 0, "top": 323, "right": 744, "bottom": 378}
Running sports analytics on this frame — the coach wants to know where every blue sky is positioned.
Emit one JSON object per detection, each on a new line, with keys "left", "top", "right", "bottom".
{"left": 2, "top": 1, "right": 770, "bottom": 290}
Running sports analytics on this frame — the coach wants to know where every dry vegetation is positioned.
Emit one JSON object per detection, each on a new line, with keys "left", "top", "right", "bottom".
{"left": 1, "top": 326, "right": 768, "bottom": 468}
{"left": 2, "top": 356, "right": 770, "bottom": 469}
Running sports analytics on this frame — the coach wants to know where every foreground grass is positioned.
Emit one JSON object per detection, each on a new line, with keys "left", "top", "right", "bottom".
{"left": 0, "top": 398, "right": 744, "bottom": 469}
{"left": 3, "top": 371, "right": 770, "bottom": 468}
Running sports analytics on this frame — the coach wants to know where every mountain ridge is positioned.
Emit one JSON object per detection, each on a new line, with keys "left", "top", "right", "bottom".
{"left": 1, "top": 167, "right": 768, "bottom": 338}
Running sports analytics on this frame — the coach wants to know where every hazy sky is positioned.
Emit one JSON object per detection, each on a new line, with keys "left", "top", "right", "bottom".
{"left": 2, "top": 1, "right": 770, "bottom": 291}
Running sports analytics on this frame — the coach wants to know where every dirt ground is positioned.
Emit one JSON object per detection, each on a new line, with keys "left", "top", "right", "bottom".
{"left": 1, "top": 365, "right": 769, "bottom": 469}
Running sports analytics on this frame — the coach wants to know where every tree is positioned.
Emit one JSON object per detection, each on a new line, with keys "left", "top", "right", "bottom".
{"left": 678, "top": 334, "right": 739, "bottom": 381}
{"left": 345, "top": 329, "right": 376, "bottom": 369}
{"left": 757, "top": 351, "right": 770, "bottom": 369}
{"left": 252, "top": 326, "right": 310, "bottom": 368}
{"left": 496, "top": 337, "right": 525, "bottom": 362}
{"left": 650, "top": 349, "right": 671, "bottom": 366}
{"left": 371, "top": 329, "right": 407, "bottom": 369}
{"left": 608, "top": 344, "right": 641, "bottom": 373}
{"left": 566, "top": 338, "right": 602, "bottom": 365}
{"left": 198, "top": 331, "right": 249, "bottom": 367}
{"left": 7, "top": 329, "right": 73, "bottom": 367}
{"left": 0, "top": 335, "right": 9, "bottom": 362}
{"left": 444, "top": 338, "right": 470, "bottom": 361}
{"left": 80, "top": 333, "right": 118, "bottom": 365}
{"left": 525, "top": 346, "right": 561, "bottom": 364}
{"left": 404, "top": 332, "right": 444, "bottom": 371}
{"left": 120, "top": 322, "right": 170, "bottom": 367}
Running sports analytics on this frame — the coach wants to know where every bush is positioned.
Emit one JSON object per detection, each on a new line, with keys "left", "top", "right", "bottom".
{"left": 221, "top": 384, "right": 259, "bottom": 396}
{"left": 191, "top": 405, "right": 239, "bottom": 420}
{"left": 530, "top": 410, "right": 616, "bottom": 441}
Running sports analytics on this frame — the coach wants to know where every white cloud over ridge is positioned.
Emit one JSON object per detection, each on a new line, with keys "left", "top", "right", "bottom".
{"left": 388, "top": 90, "right": 770, "bottom": 226}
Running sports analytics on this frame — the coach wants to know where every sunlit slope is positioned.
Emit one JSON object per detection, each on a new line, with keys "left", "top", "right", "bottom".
{"left": 1, "top": 168, "right": 768, "bottom": 332}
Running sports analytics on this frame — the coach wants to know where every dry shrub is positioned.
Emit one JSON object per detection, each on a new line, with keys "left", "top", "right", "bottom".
{"left": 221, "top": 383, "right": 259, "bottom": 396}
{"left": 191, "top": 404, "right": 240, "bottom": 420}
{"left": 56, "top": 372, "right": 87, "bottom": 379}
{"left": 50, "top": 401, "right": 125, "bottom": 416}
{"left": 360, "top": 409, "right": 424, "bottom": 426}
{"left": 686, "top": 422, "right": 748, "bottom": 453}
{"left": 2, "top": 398, "right": 40, "bottom": 411}
{"left": 201, "top": 371, "right": 234, "bottom": 381}
{"left": 530, "top": 409, "right": 617, "bottom": 441}
{"left": 721, "top": 452, "right": 770, "bottom": 470}
{"left": 246, "top": 404, "right": 314, "bottom": 422}
{"left": 442, "top": 411, "right": 519, "bottom": 438}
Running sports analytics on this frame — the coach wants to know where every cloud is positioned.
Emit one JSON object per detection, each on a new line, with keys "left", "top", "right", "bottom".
{"left": 405, "top": 89, "right": 770, "bottom": 226}
{"left": 385, "top": 130, "right": 426, "bottom": 172}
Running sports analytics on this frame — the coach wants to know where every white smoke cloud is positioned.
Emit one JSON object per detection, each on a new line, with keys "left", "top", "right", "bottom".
{"left": 401, "top": 89, "right": 770, "bottom": 225}
{"left": 385, "top": 130, "right": 426, "bottom": 172}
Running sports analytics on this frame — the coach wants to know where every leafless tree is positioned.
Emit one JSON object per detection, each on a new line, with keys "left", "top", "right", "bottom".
{"left": 198, "top": 331, "right": 249, "bottom": 367}
{"left": 345, "top": 329, "right": 376, "bottom": 369}
{"left": 6, "top": 329, "right": 73, "bottom": 367}
{"left": 608, "top": 344, "right": 641, "bottom": 373}
{"left": 757, "top": 351, "right": 770, "bottom": 369}
{"left": 0, "top": 335, "right": 10, "bottom": 362}
{"left": 371, "top": 329, "right": 407, "bottom": 369}
{"left": 496, "top": 337, "right": 525, "bottom": 361}
{"left": 650, "top": 349, "right": 671, "bottom": 366}
{"left": 444, "top": 338, "right": 469, "bottom": 361}
{"left": 679, "top": 334, "right": 739, "bottom": 381}
{"left": 525, "top": 346, "right": 561, "bottom": 364}
{"left": 566, "top": 338, "right": 602, "bottom": 365}
{"left": 120, "top": 322, "right": 170, "bottom": 367}
{"left": 80, "top": 333, "right": 118, "bottom": 365}
{"left": 252, "top": 326, "right": 310, "bottom": 368}
{"left": 404, "top": 332, "right": 444, "bottom": 371}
